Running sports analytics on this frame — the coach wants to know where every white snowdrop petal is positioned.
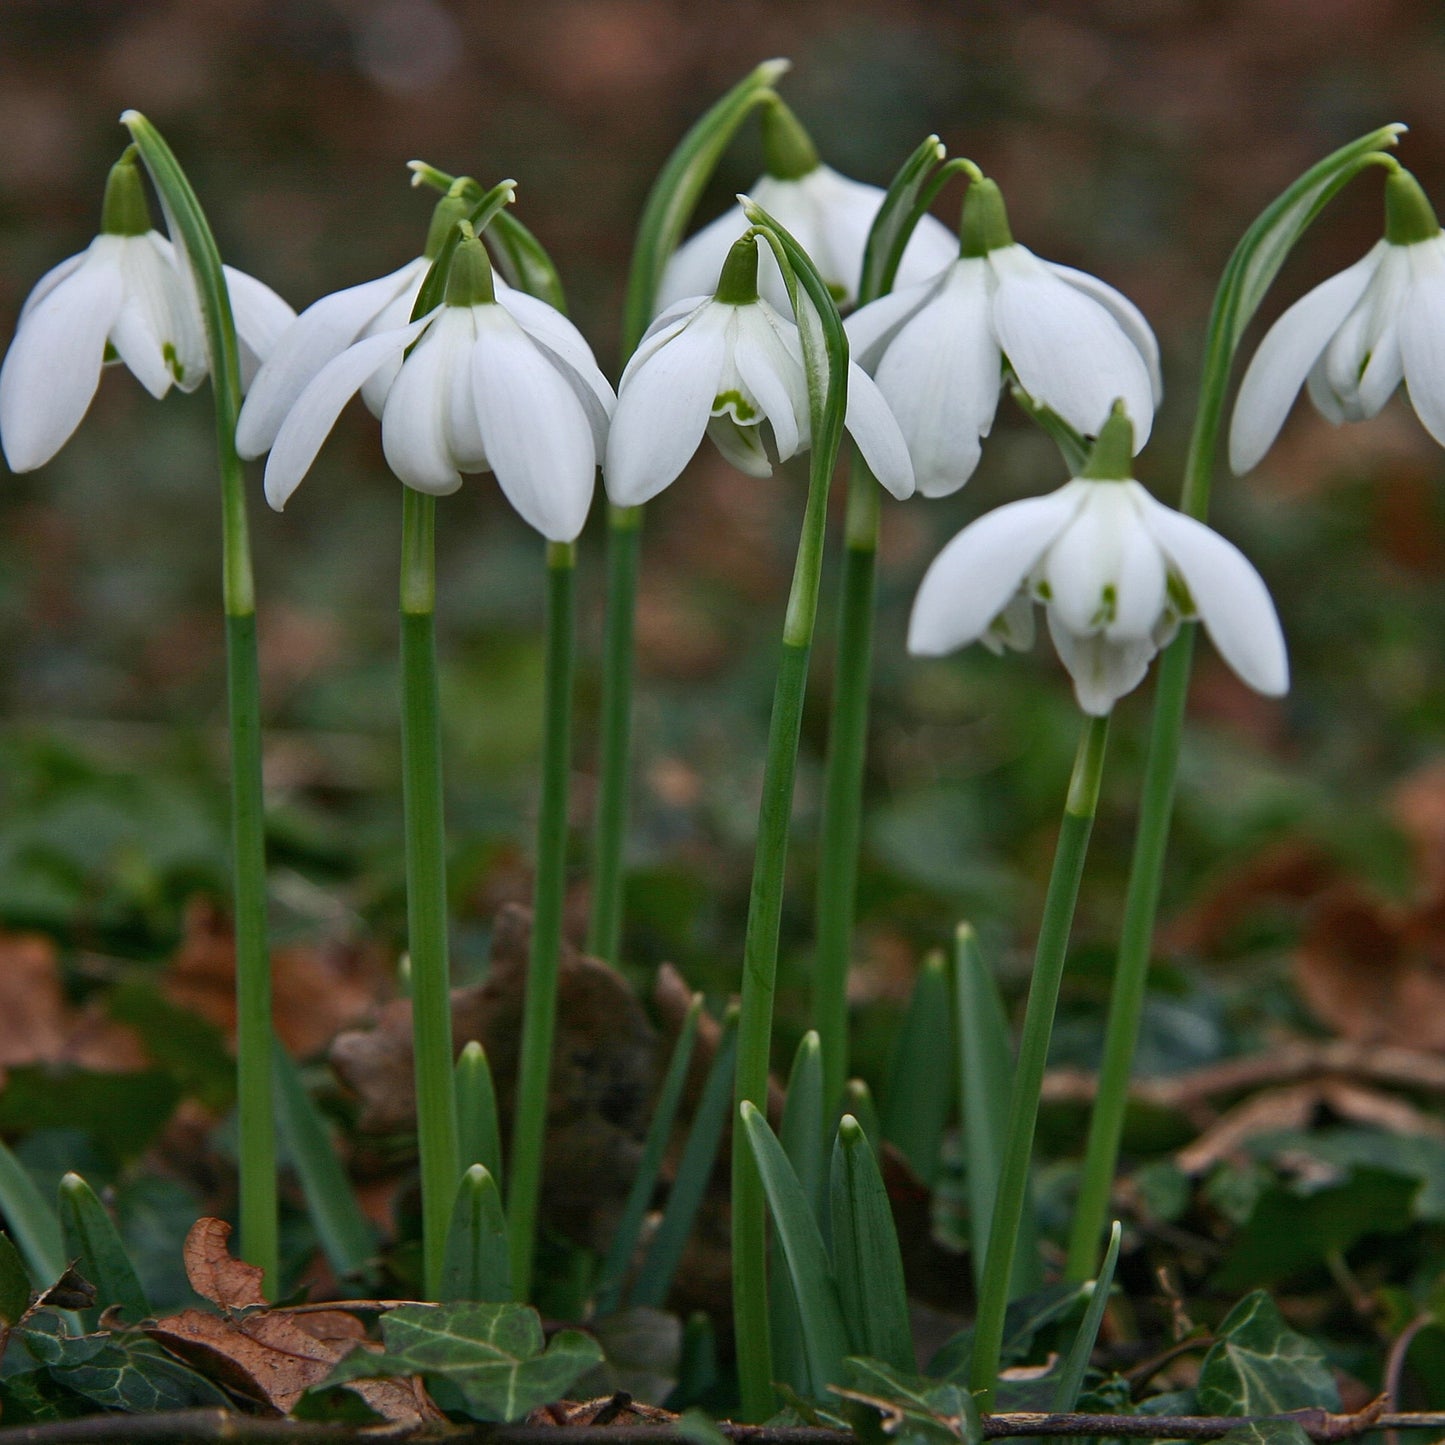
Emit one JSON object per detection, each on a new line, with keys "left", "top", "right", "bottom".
{"left": 733, "top": 311, "right": 802, "bottom": 460}
{"left": 707, "top": 415, "right": 774, "bottom": 477}
{"left": 381, "top": 319, "right": 465, "bottom": 495}
{"left": 656, "top": 203, "right": 752, "bottom": 314}
{"left": 605, "top": 306, "right": 729, "bottom": 506}
{"left": 473, "top": 316, "right": 597, "bottom": 542}
{"left": 1043, "top": 488, "right": 1123, "bottom": 636}
{"left": 110, "top": 287, "right": 177, "bottom": 399}
{"left": 18, "top": 251, "right": 87, "bottom": 325}
{"left": 264, "top": 316, "right": 432, "bottom": 510}
{"left": 1354, "top": 322, "right": 1405, "bottom": 418}
{"left": 236, "top": 266, "right": 417, "bottom": 457}
{"left": 1228, "top": 243, "right": 1384, "bottom": 473}
{"left": 843, "top": 363, "right": 914, "bottom": 499}
{"left": 224, "top": 264, "right": 296, "bottom": 382}
{"left": 991, "top": 246, "right": 1155, "bottom": 445}
{"left": 0, "top": 255, "right": 122, "bottom": 472}
{"left": 875, "top": 261, "right": 999, "bottom": 497}
{"left": 844, "top": 272, "right": 942, "bottom": 372}
{"left": 908, "top": 486, "right": 1084, "bottom": 655}
{"left": 1400, "top": 258, "right": 1445, "bottom": 447}
{"left": 1140, "top": 498, "right": 1289, "bottom": 697}
{"left": 1047, "top": 260, "right": 1163, "bottom": 404}
{"left": 1106, "top": 490, "right": 1169, "bottom": 641}
{"left": 500, "top": 288, "right": 617, "bottom": 425}
{"left": 1048, "top": 612, "right": 1155, "bottom": 716}
{"left": 892, "top": 210, "right": 959, "bottom": 290}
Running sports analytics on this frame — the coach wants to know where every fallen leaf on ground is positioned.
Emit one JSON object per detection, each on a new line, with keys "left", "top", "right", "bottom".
{"left": 183, "top": 1218, "right": 266, "bottom": 1311}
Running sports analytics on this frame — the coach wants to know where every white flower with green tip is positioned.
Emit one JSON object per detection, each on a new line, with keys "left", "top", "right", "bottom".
{"left": 0, "top": 150, "right": 293, "bottom": 474}
{"left": 846, "top": 175, "right": 1161, "bottom": 497}
{"left": 264, "top": 227, "right": 612, "bottom": 543}
{"left": 607, "top": 233, "right": 914, "bottom": 507}
{"left": 908, "top": 406, "right": 1287, "bottom": 716}
{"left": 1231, "top": 166, "right": 1445, "bottom": 472}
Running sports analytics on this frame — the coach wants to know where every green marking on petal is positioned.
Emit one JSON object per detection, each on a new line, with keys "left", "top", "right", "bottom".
{"left": 714, "top": 389, "right": 758, "bottom": 422}
{"left": 1166, "top": 571, "right": 1195, "bottom": 618}
{"left": 163, "top": 341, "right": 184, "bottom": 383}
{"left": 1035, "top": 579, "right": 1053, "bottom": 601}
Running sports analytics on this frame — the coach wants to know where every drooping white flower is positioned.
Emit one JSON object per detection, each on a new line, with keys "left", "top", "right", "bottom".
{"left": 1231, "top": 167, "right": 1445, "bottom": 472}
{"left": 0, "top": 151, "right": 294, "bottom": 473}
{"left": 846, "top": 176, "right": 1161, "bottom": 497}
{"left": 908, "top": 407, "right": 1287, "bottom": 716}
{"left": 237, "top": 191, "right": 484, "bottom": 459}
{"left": 264, "top": 227, "right": 612, "bottom": 543}
{"left": 606, "top": 234, "right": 914, "bottom": 507}
{"left": 656, "top": 99, "right": 955, "bottom": 314}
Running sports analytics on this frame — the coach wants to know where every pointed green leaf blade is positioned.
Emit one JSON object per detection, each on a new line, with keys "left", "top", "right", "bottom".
{"left": 830, "top": 1116, "right": 912, "bottom": 1373}
{"left": 440, "top": 1165, "right": 512, "bottom": 1303}
{"left": 881, "top": 951, "right": 954, "bottom": 1186}
{"left": 0, "top": 1140, "right": 63, "bottom": 1286}
{"left": 455, "top": 1040, "right": 504, "bottom": 1189}
{"left": 488, "top": 211, "right": 568, "bottom": 313}
{"left": 858, "top": 134, "right": 947, "bottom": 306}
{"left": 0, "top": 1233, "right": 31, "bottom": 1325}
{"left": 740, "top": 1101, "right": 850, "bottom": 1400}
{"left": 57, "top": 1173, "right": 149, "bottom": 1324}
{"left": 1051, "top": 1219, "right": 1120, "bottom": 1410}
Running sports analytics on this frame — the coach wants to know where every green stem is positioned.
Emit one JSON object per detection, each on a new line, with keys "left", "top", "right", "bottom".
{"left": 812, "top": 462, "right": 879, "bottom": 1112}
{"left": 399, "top": 488, "right": 458, "bottom": 1301}
{"left": 506, "top": 540, "right": 577, "bottom": 1300}
{"left": 586, "top": 504, "right": 642, "bottom": 965}
{"left": 970, "top": 716, "right": 1109, "bottom": 1408}
{"left": 732, "top": 431, "right": 835, "bottom": 1423}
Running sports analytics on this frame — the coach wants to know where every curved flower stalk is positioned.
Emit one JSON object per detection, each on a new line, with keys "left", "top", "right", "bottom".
{"left": 606, "top": 231, "right": 913, "bottom": 507}
{"left": 655, "top": 97, "right": 954, "bottom": 314}
{"left": 908, "top": 405, "right": 1288, "bottom": 715}
{"left": 1231, "top": 165, "right": 1445, "bottom": 471}
{"left": 0, "top": 147, "right": 293, "bottom": 474}
{"left": 846, "top": 171, "right": 1160, "bottom": 496}
{"left": 263, "top": 225, "right": 612, "bottom": 541}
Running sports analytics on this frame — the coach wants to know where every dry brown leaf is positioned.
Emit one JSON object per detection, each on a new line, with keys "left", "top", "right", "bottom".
{"left": 183, "top": 1218, "right": 266, "bottom": 1311}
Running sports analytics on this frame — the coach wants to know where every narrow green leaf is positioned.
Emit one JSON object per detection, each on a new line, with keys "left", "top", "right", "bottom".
{"left": 488, "top": 211, "right": 568, "bottom": 313}
{"left": 622, "top": 57, "right": 791, "bottom": 355}
{"left": 630, "top": 1010, "right": 737, "bottom": 1309}
{"left": 0, "top": 1233, "right": 31, "bottom": 1325}
{"left": 840, "top": 1079, "right": 881, "bottom": 1151}
{"left": 1196, "top": 1290, "right": 1339, "bottom": 1414}
{"left": 1051, "top": 1220, "right": 1120, "bottom": 1410}
{"left": 927, "top": 1282, "right": 1089, "bottom": 1382}
{"left": 740, "top": 1101, "right": 850, "bottom": 1400}
{"left": 273, "top": 1043, "right": 375, "bottom": 1282}
{"left": 0, "top": 1140, "right": 63, "bottom": 1285}
{"left": 834, "top": 1358, "right": 978, "bottom": 1445}
{"left": 954, "top": 924, "right": 1040, "bottom": 1294}
{"left": 858, "top": 134, "right": 948, "bottom": 306}
{"left": 881, "top": 951, "right": 954, "bottom": 1186}
{"left": 1008, "top": 388, "right": 1090, "bottom": 475}
{"left": 830, "top": 1116, "right": 912, "bottom": 1373}
{"left": 672, "top": 1311, "right": 718, "bottom": 1409}
{"left": 780, "top": 1031, "right": 827, "bottom": 1222}
{"left": 597, "top": 995, "right": 702, "bottom": 1315}
{"left": 455, "top": 1040, "right": 504, "bottom": 1188}
{"left": 440, "top": 1164, "right": 511, "bottom": 1303}
{"left": 57, "top": 1174, "right": 148, "bottom": 1324}
{"left": 411, "top": 177, "right": 518, "bottom": 321}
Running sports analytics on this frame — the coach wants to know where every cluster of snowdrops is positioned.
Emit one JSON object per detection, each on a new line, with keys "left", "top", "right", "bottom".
{"left": 0, "top": 65, "right": 1439, "bottom": 1415}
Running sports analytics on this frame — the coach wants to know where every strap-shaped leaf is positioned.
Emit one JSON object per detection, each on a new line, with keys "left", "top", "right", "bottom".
{"left": 858, "top": 134, "right": 948, "bottom": 307}
{"left": 0, "top": 1140, "right": 63, "bottom": 1285}
{"left": 880, "top": 951, "right": 953, "bottom": 1186}
{"left": 622, "top": 58, "right": 791, "bottom": 355}
{"left": 1051, "top": 1219, "right": 1120, "bottom": 1410}
{"left": 829, "top": 1115, "right": 912, "bottom": 1373}
{"left": 740, "top": 1101, "right": 849, "bottom": 1399}
{"left": 455, "top": 1040, "right": 504, "bottom": 1188}
{"left": 596, "top": 993, "right": 702, "bottom": 1315}
{"left": 488, "top": 212, "right": 569, "bottom": 314}
{"left": 273, "top": 1043, "right": 375, "bottom": 1283}
{"left": 441, "top": 1164, "right": 511, "bottom": 1303}
{"left": 779, "top": 1030, "right": 827, "bottom": 1224}
{"left": 58, "top": 1173, "right": 149, "bottom": 1324}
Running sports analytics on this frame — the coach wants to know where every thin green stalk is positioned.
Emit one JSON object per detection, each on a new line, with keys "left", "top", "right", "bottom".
{"left": 399, "top": 487, "right": 458, "bottom": 1301}
{"left": 120, "top": 112, "right": 276, "bottom": 1292}
{"left": 586, "top": 504, "right": 641, "bottom": 964}
{"left": 506, "top": 540, "right": 577, "bottom": 1301}
{"left": 1060, "top": 122, "right": 1406, "bottom": 1282}
{"left": 970, "top": 715, "right": 1109, "bottom": 1409}
{"left": 812, "top": 463, "right": 879, "bottom": 1111}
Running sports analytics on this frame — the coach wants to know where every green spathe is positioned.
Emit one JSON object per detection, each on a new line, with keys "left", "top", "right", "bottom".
{"left": 100, "top": 148, "right": 150, "bottom": 238}
{"left": 714, "top": 232, "right": 762, "bottom": 305}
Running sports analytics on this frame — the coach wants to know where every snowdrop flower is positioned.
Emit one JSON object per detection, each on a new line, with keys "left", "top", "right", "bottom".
{"left": 1231, "top": 167, "right": 1445, "bottom": 472}
{"left": 909, "top": 405, "right": 1287, "bottom": 716}
{"left": 0, "top": 149, "right": 293, "bottom": 473}
{"left": 237, "top": 190, "right": 475, "bottom": 459}
{"left": 847, "top": 174, "right": 1161, "bottom": 497}
{"left": 264, "top": 225, "right": 612, "bottom": 543}
{"left": 606, "top": 232, "right": 914, "bottom": 507}
{"left": 656, "top": 99, "right": 955, "bottom": 314}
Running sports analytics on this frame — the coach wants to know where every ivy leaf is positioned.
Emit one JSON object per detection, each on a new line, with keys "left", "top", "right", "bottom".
{"left": 927, "top": 1282, "right": 1087, "bottom": 1381}
{"left": 317, "top": 1301, "right": 602, "bottom": 1423}
{"left": 832, "top": 1357, "right": 979, "bottom": 1445}
{"left": 1196, "top": 1292, "right": 1339, "bottom": 1414}
{"left": 51, "top": 1337, "right": 231, "bottom": 1413}
{"left": 1215, "top": 1424, "right": 1316, "bottom": 1445}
